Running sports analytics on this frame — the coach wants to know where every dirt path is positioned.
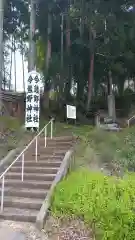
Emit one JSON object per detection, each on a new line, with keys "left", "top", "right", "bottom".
{"left": 0, "top": 220, "right": 48, "bottom": 240}
{"left": 44, "top": 217, "right": 93, "bottom": 240}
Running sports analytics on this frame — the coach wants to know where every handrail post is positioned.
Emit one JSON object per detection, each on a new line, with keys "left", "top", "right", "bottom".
{"left": 21, "top": 153, "right": 24, "bottom": 182}
{"left": 0, "top": 119, "right": 54, "bottom": 207}
{"left": 51, "top": 119, "right": 53, "bottom": 139}
{"left": 35, "top": 137, "right": 38, "bottom": 162}
{"left": 45, "top": 126, "right": 47, "bottom": 148}
{"left": 1, "top": 176, "right": 5, "bottom": 212}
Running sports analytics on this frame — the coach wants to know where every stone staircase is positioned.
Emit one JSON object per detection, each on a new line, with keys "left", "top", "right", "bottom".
{"left": 0, "top": 135, "right": 74, "bottom": 223}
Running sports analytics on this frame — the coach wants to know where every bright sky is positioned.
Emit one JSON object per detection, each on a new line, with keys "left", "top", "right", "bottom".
{"left": 11, "top": 50, "right": 28, "bottom": 92}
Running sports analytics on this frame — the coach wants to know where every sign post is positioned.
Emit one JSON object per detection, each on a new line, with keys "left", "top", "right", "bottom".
{"left": 66, "top": 105, "right": 76, "bottom": 124}
{"left": 25, "top": 70, "right": 40, "bottom": 130}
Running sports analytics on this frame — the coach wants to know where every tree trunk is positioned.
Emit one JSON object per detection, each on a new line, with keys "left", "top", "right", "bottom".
{"left": 77, "top": 0, "right": 85, "bottom": 102}
{"left": 86, "top": 25, "right": 96, "bottom": 111}
{"left": 76, "top": 75, "right": 85, "bottom": 102}
{"left": 45, "top": 12, "right": 52, "bottom": 74}
{"left": 87, "top": 52, "right": 94, "bottom": 111}
{"left": 9, "top": 36, "right": 13, "bottom": 91}
{"left": 117, "top": 77, "right": 124, "bottom": 96}
{"left": 65, "top": 4, "right": 72, "bottom": 102}
{"left": 13, "top": 37, "right": 17, "bottom": 92}
{"left": 43, "top": 9, "right": 52, "bottom": 110}
{"left": 59, "top": 13, "right": 64, "bottom": 106}
{"left": 21, "top": 41, "right": 25, "bottom": 92}
{"left": 107, "top": 70, "right": 116, "bottom": 121}
{"left": 60, "top": 13, "right": 64, "bottom": 70}
{"left": 28, "top": 0, "right": 36, "bottom": 72}
{"left": 108, "top": 70, "right": 112, "bottom": 95}
{"left": 0, "top": 0, "right": 4, "bottom": 113}
{"left": 3, "top": 63, "right": 5, "bottom": 90}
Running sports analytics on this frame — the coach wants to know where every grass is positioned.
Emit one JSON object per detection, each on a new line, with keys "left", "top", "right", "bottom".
{"left": 51, "top": 169, "right": 135, "bottom": 240}
{"left": 89, "top": 126, "right": 135, "bottom": 172}
{"left": 39, "top": 119, "right": 135, "bottom": 172}
{"left": 0, "top": 116, "right": 22, "bottom": 131}
{"left": 0, "top": 116, "right": 23, "bottom": 156}
{"left": 2, "top": 117, "right": 134, "bottom": 173}
{"left": 0, "top": 116, "right": 36, "bottom": 159}
{"left": 40, "top": 120, "right": 135, "bottom": 172}
{"left": 48, "top": 123, "right": 135, "bottom": 239}
{"left": 52, "top": 121, "right": 93, "bottom": 137}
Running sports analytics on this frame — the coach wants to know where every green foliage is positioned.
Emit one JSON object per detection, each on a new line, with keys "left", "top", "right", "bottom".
{"left": 4, "top": 0, "right": 29, "bottom": 39}
{"left": 36, "top": 38, "right": 47, "bottom": 72}
{"left": 6, "top": 0, "right": 135, "bottom": 109}
{"left": 47, "top": 121, "right": 135, "bottom": 172}
{"left": 51, "top": 169, "right": 135, "bottom": 239}
{"left": 35, "top": 0, "right": 135, "bottom": 107}
{"left": 89, "top": 127, "right": 135, "bottom": 171}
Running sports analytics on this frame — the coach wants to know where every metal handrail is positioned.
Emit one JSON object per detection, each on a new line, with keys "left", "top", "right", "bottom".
{"left": 127, "top": 115, "right": 135, "bottom": 127}
{"left": 0, "top": 118, "right": 54, "bottom": 212}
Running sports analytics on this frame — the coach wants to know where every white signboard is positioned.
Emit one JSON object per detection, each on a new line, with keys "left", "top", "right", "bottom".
{"left": 25, "top": 71, "right": 41, "bottom": 129}
{"left": 66, "top": 105, "right": 76, "bottom": 119}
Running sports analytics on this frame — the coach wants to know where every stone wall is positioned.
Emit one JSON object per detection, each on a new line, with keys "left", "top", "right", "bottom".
{"left": 1, "top": 91, "right": 25, "bottom": 119}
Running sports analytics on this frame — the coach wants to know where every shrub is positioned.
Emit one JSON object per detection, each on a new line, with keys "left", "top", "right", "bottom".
{"left": 51, "top": 169, "right": 135, "bottom": 240}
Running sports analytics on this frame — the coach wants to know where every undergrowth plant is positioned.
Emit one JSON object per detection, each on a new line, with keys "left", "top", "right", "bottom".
{"left": 89, "top": 127, "right": 135, "bottom": 171}
{"left": 51, "top": 169, "right": 135, "bottom": 240}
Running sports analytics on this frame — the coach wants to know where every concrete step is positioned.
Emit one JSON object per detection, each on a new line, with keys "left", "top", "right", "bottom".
{"left": 39, "top": 136, "right": 74, "bottom": 142}
{"left": 0, "top": 134, "right": 74, "bottom": 223}
{"left": 35, "top": 151, "right": 68, "bottom": 159}
{"left": 39, "top": 143, "right": 73, "bottom": 149}
{"left": 14, "top": 160, "right": 62, "bottom": 168}
{"left": 6, "top": 172, "right": 56, "bottom": 181}
{"left": 26, "top": 141, "right": 73, "bottom": 151}
{"left": 44, "top": 142, "right": 73, "bottom": 147}
{"left": 0, "top": 179, "right": 52, "bottom": 190}
{"left": 15, "top": 155, "right": 63, "bottom": 161}
{"left": 21, "top": 152, "right": 65, "bottom": 160}
{"left": 36, "top": 141, "right": 73, "bottom": 147}
{"left": 9, "top": 166, "right": 58, "bottom": 174}
{"left": 3, "top": 197, "right": 43, "bottom": 210}
{"left": 0, "top": 187, "right": 48, "bottom": 199}
{"left": 0, "top": 207, "right": 38, "bottom": 222}
{"left": 39, "top": 153, "right": 64, "bottom": 159}
{"left": 34, "top": 146, "right": 70, "bottom": 153}
{"left": 30, "top": 138, "right": 73, "bottom": 148}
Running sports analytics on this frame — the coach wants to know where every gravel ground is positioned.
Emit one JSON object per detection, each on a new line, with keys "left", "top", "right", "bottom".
{"left": 0, "top": 220, "right": 49, "bottom": 240}
{"left": 45, "top": 216, "right": 93, "bottom": 240}
{"left": 0, "top": 217, "right": 93, "bottom": 240}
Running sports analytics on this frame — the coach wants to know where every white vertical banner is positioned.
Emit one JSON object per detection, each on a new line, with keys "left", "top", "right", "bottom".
{"left": 66, "top": 105, "right": 76, "bottom": 119}
{"left": 25, "top": 70, "right": 41, "bottom": 129}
